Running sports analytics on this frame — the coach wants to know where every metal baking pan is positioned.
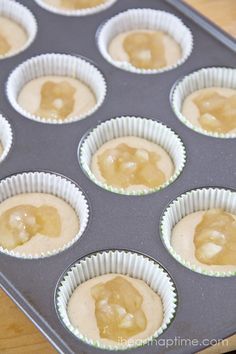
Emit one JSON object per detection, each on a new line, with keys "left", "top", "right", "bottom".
{"left": 0, "top": 0, "right": 235, "bottom": 353}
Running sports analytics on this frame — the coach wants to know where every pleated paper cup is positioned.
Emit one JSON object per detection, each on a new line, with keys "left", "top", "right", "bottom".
{"left": 55, "top": 249, "right": 177, "bottom": 350}
{"left": 171, "top": 67, "right": 236, "bottom": 138}
{"left": 6, "top": 53, "right": 107, "bottom": 124}
{"left": 79, "top": 116, "right": 186, "bottom": 195}
{"left": 0, "top": 172, "right": 90, "bottom": 259}
{"left": 160, "top": 188, "right": 236, "bottom": 277}
{"left": 97, "top": 8, "right": 193, "bottom": 74}
{"left": 0, "top": 0, "right": 37, "bottom": 59}
{"left": 34, "top": 0, "right": 117, "bottom": 16}
{"left": 0, "top": 115, "right": 13, "bottom": 163}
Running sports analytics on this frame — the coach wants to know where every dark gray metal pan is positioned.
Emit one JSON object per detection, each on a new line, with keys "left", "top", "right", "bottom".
{"left": 0, "top": 1, "right": 235, "bottom": 353}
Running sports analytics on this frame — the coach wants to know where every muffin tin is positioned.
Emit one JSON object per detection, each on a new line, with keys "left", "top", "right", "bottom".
{"left": 0, "top": 0, "right": 235, "bottom": 353}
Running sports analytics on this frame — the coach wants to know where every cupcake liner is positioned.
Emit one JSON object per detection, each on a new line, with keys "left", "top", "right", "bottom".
{"left": 0, "top": 114, "right": 13, "bottom": 163}
{"left": 55, "top": 249, "right": 177, "bottom": 350}
{"left": 171, "top": 67, "right": 236, "bottom": 138}
{"left": 0, "top": 0, "right": 37, "bottom": 59}
{"left": 160, "top": 187, "right": 236, "bottom": 277}
{"left": 6, "top": 53, "right": 107, "bottom": 124}
{"left": 0, "top": 172, "right": 90, "bottom": 259}
{"left": 97, "top": 8, "right": 193, "bottom": 74}
{"left": 34, "top": 0, "right": 117, "bottom": 16}
{"left": 79, "top": 116, "right": 186, "bottom": 195}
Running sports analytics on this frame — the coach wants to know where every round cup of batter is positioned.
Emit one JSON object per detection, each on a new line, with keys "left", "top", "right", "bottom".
{"left": 0, "top": 0, "right": 37, "bottom": 59}
{"left": 55, "top": 249, "right": 177, "bottom": 350}
{"left": 6, "top": 53, "right": 107, "bottom": 124}
{"left": 160, "top": 187, "right": 236, "bottom": 277}
{"left": 97, "top": 8, "right": 193, "bottom": 74}
{"left": 78, "top": 116, "right": 186, "bottom": 195}
{"left": 0, "top": 115, "right": 13, "bottom": 164}
{"left": 34, "top": 0, "right": 117, "bottom": 16}
{"left": 171, "top": 67, "right": 236, "bottom": 138}
{"left": 0, "top": 171, "right": 90, "bottom": 259}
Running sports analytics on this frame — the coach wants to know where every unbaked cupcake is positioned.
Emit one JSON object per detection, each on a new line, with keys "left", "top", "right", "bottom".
{"left": 161, "top": 188, "right": 236, "bottom": 276}
{"left": 35, "top": 0, "right": 117, "bottom": 16}
{"left": 0, "top": 114, "right": 13, "bottom": 163}
{"left": 0, "top": 172, "right": 89, "bottom": 258}
{"left": 171, "top": 67, "right": 236, "bottom": 138}
{"left": 56, "top": 250, "right": 177, "bottom": 350}
{"left": 108, "top": 29, "right": 182, "bottom": 70}
{"left": 7, "top": 54, "right": 106, "bottom": 124}
{"left": 0, "top": 0, "right": 37, "bottom": 59}
{"left": 91, "top": 136, "right": 174, "bottom": 191}
{"left": 97, "top": 9, "right": 193, "bottom": 74}
{"left": 68, "top": 274, "right": 163, "bottom": 347}
{"left": 79, "top": 116, "right": 186, "bottom": 195}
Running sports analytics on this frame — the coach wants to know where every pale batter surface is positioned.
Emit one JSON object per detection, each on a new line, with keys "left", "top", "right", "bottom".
{"left": 91, "top": 136, "right": 174, "bottom": 192}
{"left": 109, "top": 30, "right": 182, "bottom": 69}
{"left": 17, "top": 76, "right": 97, "bottom": 121}
{"left": 0, "top": 193, "right": 79, "bottom": 255}
{"left": 182, "top": 87, "right": 236, "bottom": 133}
{"left": 172, "top": 210, "right": 236, "bottom": 272}
{"left": 0, "top": 142, "right": 3, "bottom": 157}
{"left": 43, "top": 0, "right": 106, "bottom": 9}
{"left": 0, "top": 16, "right": 27, "bottom": 57}
{"left": 67, "top": 274, "right": 163, "bottom": 347}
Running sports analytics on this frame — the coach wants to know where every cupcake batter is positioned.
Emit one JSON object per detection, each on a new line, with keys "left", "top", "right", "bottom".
{"left": 182, "top": 87, "right": 236, "bottom": 134}
{"left": 91, "top": 136, "right": 174, "bottom": 191}
{"left": 109, "top": 30, "right": 181, "bottom": 70}
{"left": 18, "top": 76, "right": 97, "bottom": 121}
{"left": 0, "top": 16, "right": 27, "bottom": 57}
{"left": 0, "top": 142, "right": 3, "bottom": 157}
{"left": 67, "top": 274, "right": 163, "bottom": 347}
{"left": 0, "top": 193, "right": 79, "bottom": 255}
{"left": 172, "top": 209, "right": 236, "bottom": 272}
{"left": 43, "top": 0, "right": 106, "bottom": 10}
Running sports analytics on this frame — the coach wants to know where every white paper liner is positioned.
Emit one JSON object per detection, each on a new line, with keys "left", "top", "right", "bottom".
{"left": 97, "top": 8, "right": 193, "bottom": 74}
{"left": 171, "top": 67, "right": 236, "bottom": 138}
{"left": 34, "top": 0, "right": 117, "bottom": 16}
{"left": 0, "top": 0, "right": 37, "bottom": 59}
{"left": 0, "top": 172, "right": 90, "bottom": 259}
{"left": 160, "top": 188, "right": 236, "bottom": 277}
{"left": 0, "top": 115, "right": 13, "bottom": 163}
{"left": 79, "top": 116, "right": 186, "bottom": 195}
{"left": 56, "top": 249, "right": 177, "bottom": 350}
{"left": 6, "top": 53, "right": 107, "bottom": 124}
